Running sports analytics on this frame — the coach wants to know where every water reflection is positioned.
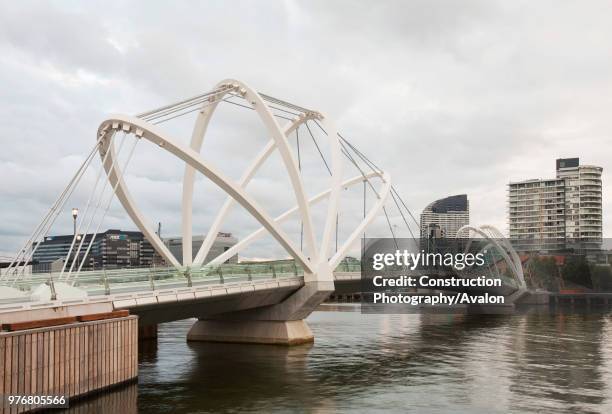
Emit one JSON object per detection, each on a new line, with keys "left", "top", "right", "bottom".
{"left": 57, "top": 382, "right": 138, "bottom": 414}
{"left": 60, "top": 308, "right": 612, "bottom": 413}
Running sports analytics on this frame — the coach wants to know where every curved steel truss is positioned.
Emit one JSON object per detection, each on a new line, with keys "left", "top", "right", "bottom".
{"left": 97, "top": 79, "right": 391, "bottom": 283}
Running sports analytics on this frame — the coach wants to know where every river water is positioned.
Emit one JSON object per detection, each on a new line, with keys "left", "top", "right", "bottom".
{"left": 63, "top": 306, "right": 612, "bottom": 413}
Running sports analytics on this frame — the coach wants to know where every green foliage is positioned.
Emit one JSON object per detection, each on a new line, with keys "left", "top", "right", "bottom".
{"left": 562, "top": 256, "right": 592, "bottom": 289}
{"left": 590, "top": 265, "right": 612, "bottom": 292}
{"left": 528, "top": 256, "right": 558, "bottom": 291}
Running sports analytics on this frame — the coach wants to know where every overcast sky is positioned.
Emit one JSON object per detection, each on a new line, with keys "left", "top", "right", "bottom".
{"left": 1, "top": 0, "right": 611, "bottom": 261}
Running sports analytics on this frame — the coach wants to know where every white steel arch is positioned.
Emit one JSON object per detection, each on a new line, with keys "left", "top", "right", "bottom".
{"left": 97, "top": 80, "right": 390, "bottom": 284}
{"left": 457, "top": 224, "right": 527, "bottom": 290}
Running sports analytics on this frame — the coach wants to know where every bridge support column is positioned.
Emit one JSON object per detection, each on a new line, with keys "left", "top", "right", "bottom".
{"left": 187, "top": 276, "right": 333, "bottom": 346}
{"left": 187, "top": 319, "right": 313, "bottom": 345}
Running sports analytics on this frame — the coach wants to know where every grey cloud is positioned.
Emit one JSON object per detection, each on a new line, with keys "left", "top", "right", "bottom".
{"left": 0, "top": 0, "right": 610, "bottom": 259}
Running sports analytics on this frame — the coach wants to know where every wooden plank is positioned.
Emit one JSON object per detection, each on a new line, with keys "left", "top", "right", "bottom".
{"left": 100, "top": 321, "right": 104, "bottom": 388}
{"left": 133, "top": 319, "right": 138, "bottom": 378}
{"left": 118, "top": 321, "right": 123, "bottom": 381}
{"left": 36, "top": 333, "right": 43, "bottom": 399}
{"left": 82, "top": 325, "right": 87, "bottom": 394}
{"left": 80, "top": 325, "right": 86, "bottom": 395}
{"left": 4, "top": 336, "right": 11, "bottom": 402}
{"left": 90, "top": 325, "right": 94, "bottom": 391}
{"left": 91, "top": 323, "right": 96, "bottom": 390}
{"left": 122, "top": 320, "right": 126, "bottom": 381}
{"left": 49, "top": 330, "right": 55, "bottom": 396}
{"left": 107, "top": 321, "right": 112, "bottom": 387}
{"left": 103, "top": 322, "right": 108, "bottom": 388}
{"left": 77, "top": 310, "right": 129, "bottom": 322}
{"left": 25, "top": 334, "right": 32, "bottom": 402}
{"left": 125, "top": 320, "right": 129, "bottom": 381}
{"left": 95, "top": 322, "right": 100, "bottom": 390}
{"left": 86, "top": 325, "right": 92, "bottom": 393}
{"left": 64, "top": 328, "right": 70, "bottom": 398}
{"left": 110, "top": 321, "right": 115, "bottom": 385}
{"left": 0, "top": 336, "right": 4, "bottom": 406}
{"left": 74, "top": 327, "right": 79, "bottom": 397}
{"left": 113, "top": 321, "right": 117, "bottom": 385}
{"left": 109, "top": 321, "right": 113, "bottom": 387}
{"left": 72, "top": 326, "right": 77, "bottom": 397}
{"left": 10, "top": 335, "right": 17, "bottom": 414}
{"left": 117, "top": 321, "right": 122, "bottom": 383}
{"left": 2, "top": 317, "right": 77, "bottom": 332}
{"left": 94, "top": 324, "right": 99, "bottom": 391}
{"left": 30, "top": 333, "right": 37, "bottom": 412}
{"left": 58, "top": 329, "right": 64, "bottom": 398}
{"left": 127, "top": 319, "right": 131, "bottom": 380}
{"left": 55, "top": 329, "right": 61, "bottom": 397}
{"left": 126, "top": 320, "right": 130, "bottom": 381}
{"left": 40, "top": 332, "right": 47, "bottom": 399}
{"left": 17, "top": 335, "right": 25, "bottom": 402}
{"left": 69, "top": 327, "right": 75, "bottom": 397}
{"left": 31, "top": 333, "right": 37, "bottom": 397}
{"left": 65, "top": 327, "right": 70, "bottom": 397}
{"left": 77, "top": 326, "right": 82, "bottom": 395}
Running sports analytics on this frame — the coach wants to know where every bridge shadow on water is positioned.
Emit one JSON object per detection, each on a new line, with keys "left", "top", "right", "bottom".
{"left": 56, "top": 308, "right": 612, "bottom": 414}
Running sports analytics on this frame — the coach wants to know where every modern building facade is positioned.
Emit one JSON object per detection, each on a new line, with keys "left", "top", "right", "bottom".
{"left": 164, "top": 232, "right": 238, "bottom": 264}
{"left": 32, "top": 229, "right": 159, "bottom": 273}
{"left": 508, "top": 158, "right": 603, "bottom": 252}
{"left": 420, "top": 194, "right": 470, "bottom": 239}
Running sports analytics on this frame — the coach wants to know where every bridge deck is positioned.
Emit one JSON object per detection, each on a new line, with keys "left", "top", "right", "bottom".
{"left": 0, "top": 262, "right": 519, "bottom": 324}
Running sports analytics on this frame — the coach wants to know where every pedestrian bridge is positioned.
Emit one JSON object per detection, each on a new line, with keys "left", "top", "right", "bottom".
{"left": 1, "top": 78, "right": 527, "bottom": 344}
{"left": 0, "top": 262, "right": 361, "bottom": 325}
{"left": 0, "top": 257, "right": 523, "bottom": 328}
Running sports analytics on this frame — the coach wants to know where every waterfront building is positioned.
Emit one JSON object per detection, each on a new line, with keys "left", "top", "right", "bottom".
{"left": 32, "top": 229, "right": 159, "bottom": 272}
{"left": 164, "top": 232, "right": 238, "bottom": 264}
{"left": 508, "top": 157, "right": 602, "bottom": 252}
{"left": 420, "top": 194, "right": 470, "bottom": 239}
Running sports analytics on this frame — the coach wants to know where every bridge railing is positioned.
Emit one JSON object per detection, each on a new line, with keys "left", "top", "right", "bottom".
{"left": 2, "top": 262, "right": 307, "bottom": 302}
{"left": 334, "top": 261, "right": 362, "bottom": 273}
{"left": 2, "top": 260, "right": 364, "bottom": 303}
{"left": 76, "top": 262, "right": 306, "bottom": 297}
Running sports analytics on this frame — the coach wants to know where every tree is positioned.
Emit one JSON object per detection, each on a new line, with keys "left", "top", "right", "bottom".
{"left": 528, "top": 256, "right": 558, "bottom": 291}
{"left": 561, "top": 256, "right": 592, "bottom": 289}
{"left": 590, "top": 265, "right": 612, "bottom": 292}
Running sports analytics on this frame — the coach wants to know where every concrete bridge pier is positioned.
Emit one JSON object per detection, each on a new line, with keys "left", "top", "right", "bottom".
{"left": 187, "top": 277, "right": 334, "bottom": 345}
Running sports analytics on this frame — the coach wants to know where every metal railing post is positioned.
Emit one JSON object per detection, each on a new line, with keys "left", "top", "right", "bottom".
{"left": 148, "top": 268, "right": 155, "bottom": 291}
{"left": 103, "top": 269, "right": 110, "bottom": 295}
{"left": 184, "top": 266, "right": 193, "bottom": 287}
{"left": 218, "top": 266, "right": 224, "bottom": 284}
{"left": 48, "top": 275, "right": 57, "bottom": 301}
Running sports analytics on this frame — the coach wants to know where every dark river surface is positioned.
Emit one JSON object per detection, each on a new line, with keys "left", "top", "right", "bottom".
{"left": 62, "top": 306, "right": 612, "bottom": 413}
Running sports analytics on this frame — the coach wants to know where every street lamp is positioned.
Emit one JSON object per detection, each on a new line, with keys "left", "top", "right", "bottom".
{"left": 72, "top": 208, "right": 79, "bottom": 268}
